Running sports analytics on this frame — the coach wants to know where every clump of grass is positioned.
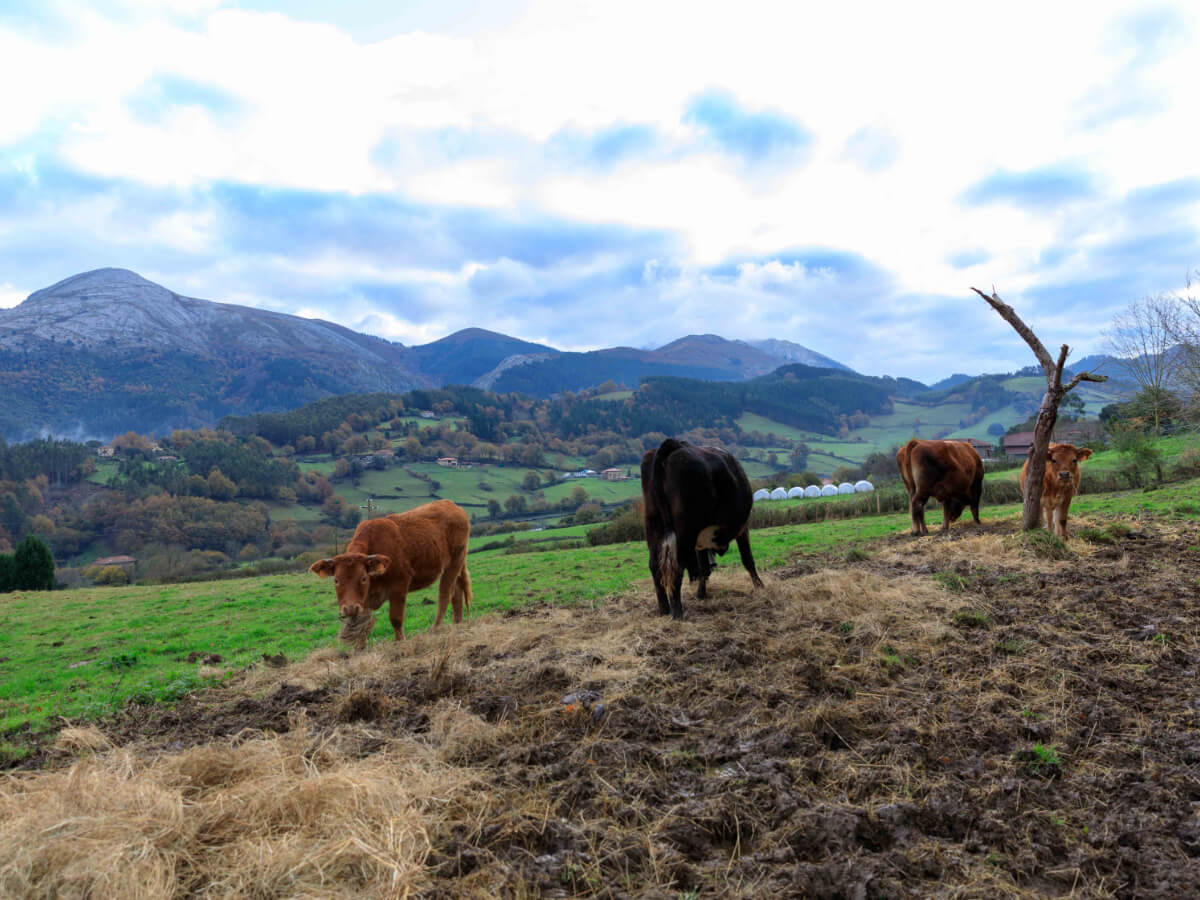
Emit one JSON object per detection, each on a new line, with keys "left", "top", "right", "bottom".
{"left": 1076, "top": 527, "right": 1113, "bottom": 544}
{"left": 104, "top": 653, "right": 139, "bottom": 672}
{"left": 1078, "top": 522, "right": 1133, "bottom": 544}
{"left": 1015, "top": 742, "right": 1062, "bottom": 777}
{"left": 843, "top": 547, "right": 870, "bottom": 563}
{"left": 1010, "top": 530, "right": 1073, "bottom": 560}
{"left": 932, "top": 571, "right": 969, "bottom": 592}
{"left": 879, "top": 644, "right": 904, "bottom": 669}
{"left": 952, "top": 608, "right": 991, "bottom": 629}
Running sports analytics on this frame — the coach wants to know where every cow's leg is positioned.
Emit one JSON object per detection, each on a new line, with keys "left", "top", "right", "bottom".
{"left": 388, "top": 580, "right": 410, "bottom": 641}
{"left": 1052, "top": 504, "right": 1068, "bottom": 539}
{"left": 910, "top": 491, "right": 930, "bottom": 536}
{"left": 456, "top": 565, "right": 473, "bottom": 618}
{"left": 437, "top": 547, "right": 468, "bottom": 625}
{"left": 736, "top": 531, "right": 764, "bottom": 588}
{"left": 669, "top": 565, "right": 686, "bottom": 620}
{"left": 695, "top": 549, "right": 713, "bottom": 599}
{"left": 670, "top": 530, "right": 697, "bottom": 618}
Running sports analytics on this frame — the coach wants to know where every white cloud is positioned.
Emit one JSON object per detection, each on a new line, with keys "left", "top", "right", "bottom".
{"left": 1, "top": 0, "right": 1198, "bottom": 381}
{"left": 0, "top": 283, "right": 26, "bottom": 309}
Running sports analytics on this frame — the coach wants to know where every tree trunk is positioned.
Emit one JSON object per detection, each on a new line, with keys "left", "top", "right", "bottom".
{"left": 972, "top": 288, "right": 1107, "bottom": 531}
{"left": 1023, "top": 386, "right": 1061, "bottom": 530}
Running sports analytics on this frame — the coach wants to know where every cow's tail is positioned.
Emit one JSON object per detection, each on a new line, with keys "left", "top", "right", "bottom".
{"left": 651, "top": 438, "right": 683, "bottom": 591}
{"left": 659, "top": 531, "right": 678, "bottom": 594}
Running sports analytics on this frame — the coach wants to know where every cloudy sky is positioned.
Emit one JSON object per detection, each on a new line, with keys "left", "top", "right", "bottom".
{"left": 1, "top": 0, "right": 1197, "bottom": 381}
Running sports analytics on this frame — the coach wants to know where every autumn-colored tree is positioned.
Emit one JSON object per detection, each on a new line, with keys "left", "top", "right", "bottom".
{"left": 111, "top": 431, "right": 155, "bottom": 453}
{"left": 207, "top": 467, "right": 238, "bottom": 501}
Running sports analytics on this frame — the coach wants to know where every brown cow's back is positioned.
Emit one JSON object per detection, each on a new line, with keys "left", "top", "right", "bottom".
{"left": 355, "top": 501, "right": 468, "bottom": 592}
{"left": 314, "top": 499, "right": 472, "bottom": 647}
{"left": 896, "top": 439, "right": 984, "bottom": 536}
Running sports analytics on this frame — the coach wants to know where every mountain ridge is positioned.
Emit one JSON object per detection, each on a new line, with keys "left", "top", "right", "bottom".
{"left": 0, "top": 268, "right": 863, "bottom": 438}
{"left": 0, "top": 268, "right": 1133, "bottom": 440}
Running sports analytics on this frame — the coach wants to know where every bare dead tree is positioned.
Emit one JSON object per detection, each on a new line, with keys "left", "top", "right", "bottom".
{"left": 1104, "top": 294, "right": 1182, "bottom": 434}
{"left": 1164, "top": 270, "right": 1200, "bottom": 421}
{"left": 972, "top": 288, "right": 1108, "bottom": 531}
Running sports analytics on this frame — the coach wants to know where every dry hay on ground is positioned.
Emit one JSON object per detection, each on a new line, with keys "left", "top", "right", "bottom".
{"left": 5, "top": 517, "right": 1200, "bottom": 897}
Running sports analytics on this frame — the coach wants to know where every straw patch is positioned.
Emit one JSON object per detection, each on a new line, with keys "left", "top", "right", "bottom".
{"left": 6, "top": 518, "right": 1200, "bottom": 895}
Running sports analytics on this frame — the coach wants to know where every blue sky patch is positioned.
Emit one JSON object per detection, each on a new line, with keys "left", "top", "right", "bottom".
{"left": 683, "top": 90, "right": 812, "bottom": 163}
{"left": 961, "top": 165, "right": 1096, "bottom": 209}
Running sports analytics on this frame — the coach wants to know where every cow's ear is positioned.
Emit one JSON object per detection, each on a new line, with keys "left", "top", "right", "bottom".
{"left": 365, "top": 554, "right": 391, "bottom": 577}
{"left": 1076, "top": 447, "right": 1094, "bottom": 461}
{"left": 310, "top": 558, "right": 336, "bottom": 578}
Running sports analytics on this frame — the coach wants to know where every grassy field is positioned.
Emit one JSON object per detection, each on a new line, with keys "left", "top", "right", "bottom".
{"left": 7, "top": 467, "right": 1200, "bottom": 759}
{"left": 271, "top": 459, "right": 642, "bottom": 526}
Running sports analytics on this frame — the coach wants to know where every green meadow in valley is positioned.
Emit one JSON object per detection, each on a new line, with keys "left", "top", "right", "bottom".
{"left": 6, "top": 467, "right": 1200, "bottom": 760}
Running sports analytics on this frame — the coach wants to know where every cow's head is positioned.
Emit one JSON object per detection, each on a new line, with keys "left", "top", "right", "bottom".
{"left": 309, "top": 552, "right": 391, "bottom": 619}
{"left": 1046, "top": 444, "right": 1093, "bottom": 483}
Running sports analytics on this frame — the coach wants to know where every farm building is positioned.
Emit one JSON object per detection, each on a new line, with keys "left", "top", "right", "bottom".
{"left": 600, "top": 468, "right": 628, "bottom": 481}
{"left": 820, "top": 484, "right": 839, "bottom": 497}
{"left": 804, "top": 485, "right": 822, "bottom": 499}
{"left": 1002, "top": 432, "right": 1035, "bottom": 458}
{"left": 963, "top": 437, "right": 994, "bottom": 459}
{"left": 93, "top": 555, "right": 136, "bottom": 576}
{"left": 838, "top": 483, "right": 856, "bottom": 495}
{"left": 753, "top": 488, "right": 771, "bottom": 501}
{"left": 770, "top": 487, "right": 788, "bottom": 500}
{"left": 854, "top": 480, "right": 874, "bottom": 493}
{"left": 787, "top": 486, "right": 805, "bottom": 499}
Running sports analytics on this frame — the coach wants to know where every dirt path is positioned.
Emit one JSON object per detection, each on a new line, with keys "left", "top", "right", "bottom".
{"left": 5, "top": 518, "right": 1200, "bottom": 897}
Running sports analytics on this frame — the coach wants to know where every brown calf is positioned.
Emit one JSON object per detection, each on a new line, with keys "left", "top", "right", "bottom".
{"left": 310, "top": 499, "right": 471, "bottom": 649}
{"left": 1020, "top": 443, "right": 1093, "bottom": 539}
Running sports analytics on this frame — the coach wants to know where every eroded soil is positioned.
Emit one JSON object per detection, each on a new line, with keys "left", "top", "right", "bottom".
{"left": 14, "top": 518, "right": 1200, "bottom": 897}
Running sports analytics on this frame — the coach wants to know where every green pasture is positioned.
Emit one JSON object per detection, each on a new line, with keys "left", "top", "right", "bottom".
{"left": 739, "top": 459, "right": 780, "bottom": 478}
{"left": 85, "top": 458, "right": 118, "bottom": 485}
{"left": 8, "top": 469, "right": 1200, "bottom": 758}
{"left": 735, "top": 413, "right": 817, "bottom": 442}
{"left": 944, "top": 404, "right": 1019, "bottom": 443}
{"left": 590, "top": 390, "right": 634, "bottom": 402}
{"left": 389, "top": 415, "right": 462, "bottom": 429}
{"left": 1000, "top": 376, "right": 1045, "bottom": 393}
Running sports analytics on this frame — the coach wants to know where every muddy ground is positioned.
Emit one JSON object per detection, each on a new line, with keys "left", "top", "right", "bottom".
{"left": 8, "top": 518, "right": 1200, "bottom": 897}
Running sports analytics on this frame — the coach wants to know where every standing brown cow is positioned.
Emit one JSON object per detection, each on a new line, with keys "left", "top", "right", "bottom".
{"left": 897, "top": 439, "right": 984, "bottom": 536}
{"left": 310, "top": 499, "right": 472, "bottom": 649}
{"left": 1019, "top": 443, "right": 1093, "bottom": 539}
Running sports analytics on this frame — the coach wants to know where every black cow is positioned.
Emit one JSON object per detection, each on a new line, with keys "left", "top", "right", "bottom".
{"left": 641, "top": 438, "right": 763, "bottom": 619}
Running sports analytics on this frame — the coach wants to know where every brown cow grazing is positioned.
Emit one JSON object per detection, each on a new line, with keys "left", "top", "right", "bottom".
{"left": 1019, "top": 443, "right": 1093, "bottom": 539}
{"left": 309, "top": 499, "right": 471, "bottom": 650}
{"left": 641, "top": 438, "right": 763, "bottom": 619}
{"left": 897, "top": 439, "right": 984, "bottom": 536}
